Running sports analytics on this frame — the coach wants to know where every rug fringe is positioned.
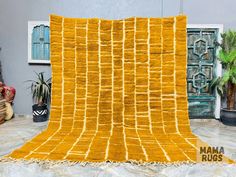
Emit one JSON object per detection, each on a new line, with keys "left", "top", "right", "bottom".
{"left": 0, "top": 157, "right": 234, "bottom": 168}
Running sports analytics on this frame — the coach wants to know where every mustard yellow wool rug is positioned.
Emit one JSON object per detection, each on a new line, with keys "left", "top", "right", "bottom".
{"left": 5, "top": 15, "right": 234, "bottom": 164}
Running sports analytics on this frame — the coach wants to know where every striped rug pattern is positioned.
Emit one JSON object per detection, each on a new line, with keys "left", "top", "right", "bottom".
{"left": 8, "top": 15, "right": 233, "bottom": 163}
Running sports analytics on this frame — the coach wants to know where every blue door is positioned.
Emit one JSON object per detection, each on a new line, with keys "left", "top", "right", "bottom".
{"left": 187, "top": 28, "right": 218, "bottom": 118}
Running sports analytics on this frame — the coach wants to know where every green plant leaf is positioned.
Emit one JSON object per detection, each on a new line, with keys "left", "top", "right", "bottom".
{"left": 26, "top": 72, "right": 51, "bottom": 105}
{"left": 222, "top": 71, "right": 230, "bottom": 83}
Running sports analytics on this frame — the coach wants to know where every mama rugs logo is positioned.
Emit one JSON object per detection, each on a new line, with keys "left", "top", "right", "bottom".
{"left": 197, "top": 140, "right": 229, "bottom": 163}
{"left": 200, "top": 146, "right": 224, "bottom": 162}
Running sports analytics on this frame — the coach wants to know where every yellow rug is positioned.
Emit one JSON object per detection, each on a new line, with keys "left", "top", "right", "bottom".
{"left": 6, "top": 15, "right": 234, "bottom": 164}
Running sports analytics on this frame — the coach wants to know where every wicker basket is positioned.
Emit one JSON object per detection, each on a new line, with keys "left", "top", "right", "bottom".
{"left": 0, "top": 96, "right": 6, "bottom": 124}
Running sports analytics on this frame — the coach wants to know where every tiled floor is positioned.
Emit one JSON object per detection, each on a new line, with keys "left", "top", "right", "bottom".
{"left": 0, "top": 117, "right": 236, "bottom": 177}
{"left": 190, "top": 119, "right": 236, "bottom": 160}
{"left": 0, "top": 116, "right": 47, "bottom": 157}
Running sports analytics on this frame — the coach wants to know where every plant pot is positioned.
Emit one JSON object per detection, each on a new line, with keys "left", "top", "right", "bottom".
{"left": 32, "top": 104, "right": 48, "bottom": 122}
{"left": 220, "top": 108, "right": 236, "bottom": 126}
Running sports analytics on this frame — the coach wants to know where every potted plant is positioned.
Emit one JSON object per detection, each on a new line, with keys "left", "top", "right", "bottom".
{"left": 211, "top": 30, "right": 236, "bottom": 125}
{"left": 27, "top": 72, "right": 51, "bottom": 122}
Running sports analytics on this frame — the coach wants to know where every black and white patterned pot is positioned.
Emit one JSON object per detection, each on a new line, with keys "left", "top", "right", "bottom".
{"left": 32, "top": 104, "right": 48, "bottom": 122}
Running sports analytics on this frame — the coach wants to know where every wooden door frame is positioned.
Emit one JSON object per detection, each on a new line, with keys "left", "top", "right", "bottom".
{"left": 187, "top": 24, "right": 223, "bottom": 119}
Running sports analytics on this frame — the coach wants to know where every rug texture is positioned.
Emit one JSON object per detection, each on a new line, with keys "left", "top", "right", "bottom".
{"left": 7, "top": 15, "right": 234, "bottom": 163}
